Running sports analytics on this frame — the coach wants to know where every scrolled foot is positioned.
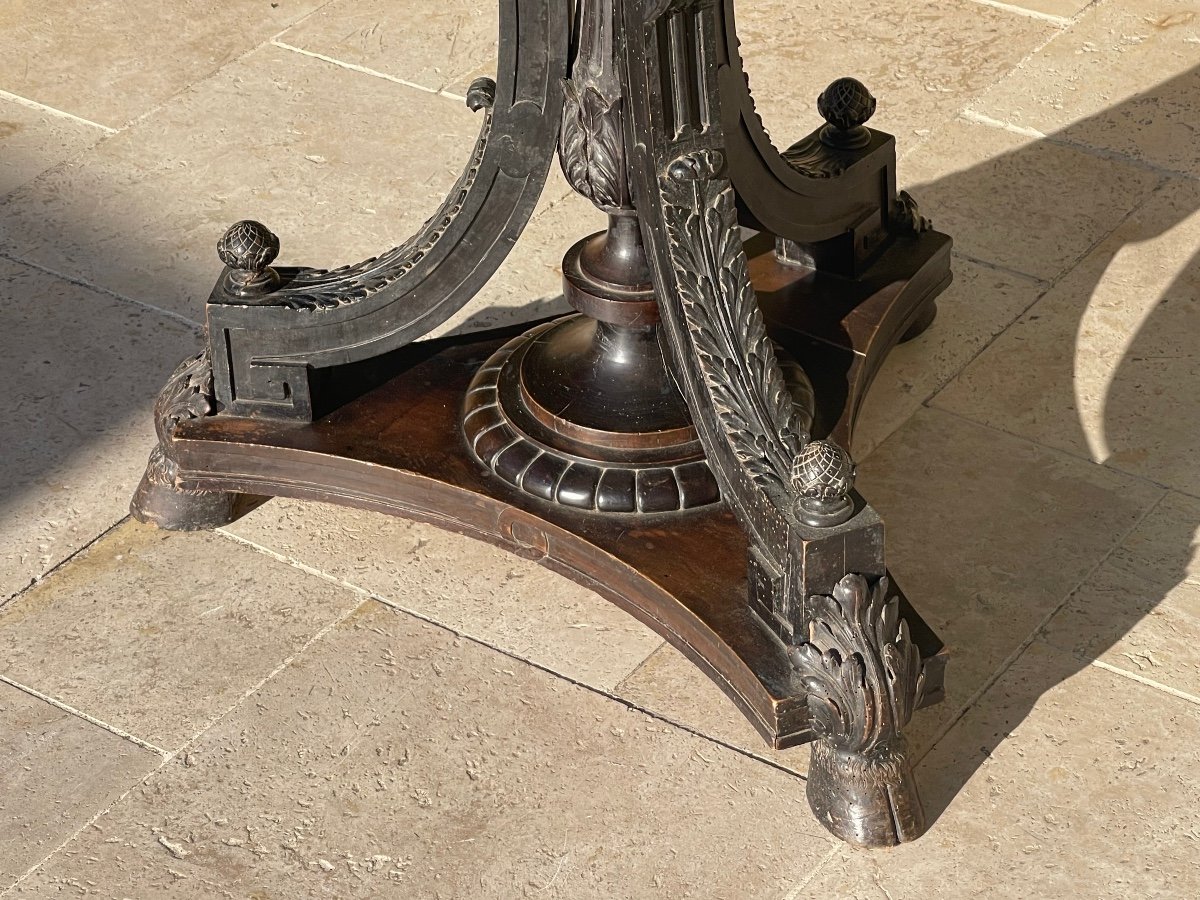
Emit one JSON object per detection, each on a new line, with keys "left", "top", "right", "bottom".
{"left": 130, "top": 446, "right": 237, "bottom": 531}
{"left": 129, "top": 349, "right": 245, "bottom": 531}
{"left": 789, "top": 573, "right": 929, "bottom": 848}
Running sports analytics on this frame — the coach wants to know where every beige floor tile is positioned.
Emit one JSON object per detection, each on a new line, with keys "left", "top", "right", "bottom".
{"left": 933, "top": 177, "right": 1200, "bottom": 495}
{"left": 1042, "top": 491, "right": 1200, "bottom": 697}
{"left": 735, "top": 0, "right": 1058, "bottom": 147}
{"left": 901, "top": 118, "right": 1163, "bottom": 280}
{"left": 0, "top": 99, "right": 105, "bottom": 198}
{"left": 615, "top": 643, "right": 812, "bottom": 775}
{"left": 278, "top": 0, "right": 500, "bottom": 96}
{"left": 0, "top": 44, "right": 488, "bottom": 323}
{"left": 855, "top": 407, "right": 1163, "bottom": 750}
{"left": 806, "top": 641, "right": 1200, "bottom": 898}
{"left": 0, "top": 259, "right": 201, "bottom": 602}
{"left": 0, "top": 521, "right": 365, "bottom": 751}
{"left": 969, "top": 1, "right": 1200, "bottom": 177}
{"left": 0, "top": 683, "right": 158, "bottom": 890}
{"left": 0, "top": 0, "right": 325, "bottom": 129}
{"left": 433, "top": 169, "right": 600, "bottom": 337}
{"left": 282, "top": 0, "right": 1056, "bottom": 145}
{"left": 852, "top": 258, "right": 1046, "bottom": 459}
{"left": 0, "top": 43, "right": 586, "bottom": 329}
{"left": 10, "top": 600, "right": 833, "bottom": 899}
{"left": 224, "top": 497, "right": 662, "bottom": 692}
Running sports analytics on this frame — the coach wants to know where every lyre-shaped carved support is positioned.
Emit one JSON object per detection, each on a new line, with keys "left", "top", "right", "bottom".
{"left": 789, "top": 574, "right": 927, "bottom": 846}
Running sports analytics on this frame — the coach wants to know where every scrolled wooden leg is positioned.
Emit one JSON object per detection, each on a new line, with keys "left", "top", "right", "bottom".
{"left": 129, "top": 350, "right": 242, "bottom": 531}
{"left": 789, "top": 573, "right": 927, "bottom": 847}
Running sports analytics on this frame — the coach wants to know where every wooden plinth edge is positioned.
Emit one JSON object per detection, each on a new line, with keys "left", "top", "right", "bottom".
{"left": 174, "top": 318, "right": 947, "bottom": 751}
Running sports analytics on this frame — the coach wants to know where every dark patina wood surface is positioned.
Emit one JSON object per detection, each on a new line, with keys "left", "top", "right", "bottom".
{"left": 173, "top": 320, "right": 946, "bottom": 750}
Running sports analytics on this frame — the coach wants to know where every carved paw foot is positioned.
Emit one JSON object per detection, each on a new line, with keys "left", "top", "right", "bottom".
{"left": 129, "top": 350, "right": 242, "bottom": 531}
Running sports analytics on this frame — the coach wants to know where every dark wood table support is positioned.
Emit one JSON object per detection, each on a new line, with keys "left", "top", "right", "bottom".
{"left": 131, "top": 0, "right": 953, "bottom": 849}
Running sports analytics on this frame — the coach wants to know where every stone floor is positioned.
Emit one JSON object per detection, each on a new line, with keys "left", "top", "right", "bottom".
{"left": 1, "top": 0, "right": 1198, "bottom": 896}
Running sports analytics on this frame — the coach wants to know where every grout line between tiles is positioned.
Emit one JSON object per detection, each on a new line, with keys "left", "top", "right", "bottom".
{"left": 0, "top": 89, "right": 118, "bottom": 134}
{"left": 271, "top": 41, "right": 467, "bottom": 102}
{"left": 0, "top": 674, "right": 169, "bottom": 758}
{"left": 1089, "top": 659, "right": 1200, "bottom": 707}
{"left": 914, "top": 490, "right": 1169, "bottom": 766}
{"left": 964, "top": 0, "right": 1072, "bottom": 27}
{"left": 0, "top": 251, "right": 205, "bottom": 330}
{"left": 0, "top": 597, "right": 366, "bottom": 898}
{"left": 1, "top": 517, "right": 132, "bottom": 612}
{"left": 956, "top": 109, "right": 1200, "bottom": 184}
{"left": 215, "top": 528, "right": 809, "bottom": 780}
{"left": 780, "top": 845, "right": 844, "bottom": 899}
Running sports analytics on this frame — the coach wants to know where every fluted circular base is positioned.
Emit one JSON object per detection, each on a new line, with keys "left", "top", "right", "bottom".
{"left": 463, "top": 319, "right": 720, "bottom": 513}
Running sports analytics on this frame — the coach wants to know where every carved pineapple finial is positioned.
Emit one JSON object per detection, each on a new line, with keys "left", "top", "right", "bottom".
{"left": 792, "top": 439, "right": 856, "bottom": 527}
{"left": 218, "top": 220, "right": 281, "bottom": 297}
{"left": 817, "top": 78, "right": 876, "bottom": 150}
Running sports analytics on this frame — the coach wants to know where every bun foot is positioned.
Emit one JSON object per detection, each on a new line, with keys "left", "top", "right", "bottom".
{"left": 900, "top": 300, "right": 938, "bottom": 343}
{"left": 807, "top": 738, "right": 926, "bottom": 848}
{"left": 130, "top": 447, "right": 238, "bottom": 532}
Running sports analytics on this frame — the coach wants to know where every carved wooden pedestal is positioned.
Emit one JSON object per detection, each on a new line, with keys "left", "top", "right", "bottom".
{"left": 131, "top": 0, "right": 953, "bottom": 848}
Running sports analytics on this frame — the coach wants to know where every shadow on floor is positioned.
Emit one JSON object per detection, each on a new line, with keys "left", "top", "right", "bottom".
{"left": 901, "top": 65, "right": 1200, "bottom": 826}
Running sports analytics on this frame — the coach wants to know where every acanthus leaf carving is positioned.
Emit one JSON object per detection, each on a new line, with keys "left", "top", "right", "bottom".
{"left": 788, "top": 573, "right": 926, "bottom": 755}
{"left": 661, "top": 150, "right": 808, "bottom": 500}
{"left": 559, "top": 79, "right": 625, "bottom": 211}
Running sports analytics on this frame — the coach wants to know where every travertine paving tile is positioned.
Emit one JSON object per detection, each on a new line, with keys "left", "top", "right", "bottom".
{"left": 11, "top": 601, "right": 833, "bottom": 899}
{"left": 618, "top": 407, "right": 1163, "bottom": 773}
{"left": 0, "top": 0, "right": 325, "bottom": 129}
{"left": 1042, "top": 491, "right": 1200, "bottom": 697}
{"left": 0, "top": 98, "right": 104, "bottom": 198}
{"left": 933, "top": 178, "right": 1200, "bottom": 495}
{"left": 0, "top": 43, "right": 581, "bottom": 326}
{"left": 851, "top": 258, "right": 1046, "bottom": 459}
{"left": 282, "top": 0, "right": 1056, "bottom": 144}
{"left": 807, "top": 641, "right": 1200, "bottom": 898}
{"left": 279, "top": 0, "right": 500, "bottom": 96}
{"left": 0, "top": 683, "right": 158, "bottom": 891}
{"left": 970, "top": 1, "right": 1200, "bottom": 177}
{"left": 901, "top": 118, "right": 1163, "bottom": 281}
{"left": 0, "top": 259, "right": 200, "bottom": 602}
{"left": 854, "top": 408, "right": 1163, "bottom": 749}
{"left": 0, "top": 44, "right": 483, "bottom": 322}
{"left": 224, "top": 497, "right": 662, "bottom": 692}
{"left": 0, "top": 520, "right": 364, "bottom": 751}
{"left": 735, "top": 0, "right": 1058, "bottom": 145}
{"left": 615, "top": 643, "right": 812, "bottom": 776}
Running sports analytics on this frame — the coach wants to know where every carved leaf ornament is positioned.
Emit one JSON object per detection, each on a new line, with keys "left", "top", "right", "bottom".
{"left": 560, "top": 79, "right": 624, "bottom": 210}
{"left": 789, "top": 574, "right": 926, "bottom": 755}
{"left": 661, "top": 151, "right": 808, "bottom": 499}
